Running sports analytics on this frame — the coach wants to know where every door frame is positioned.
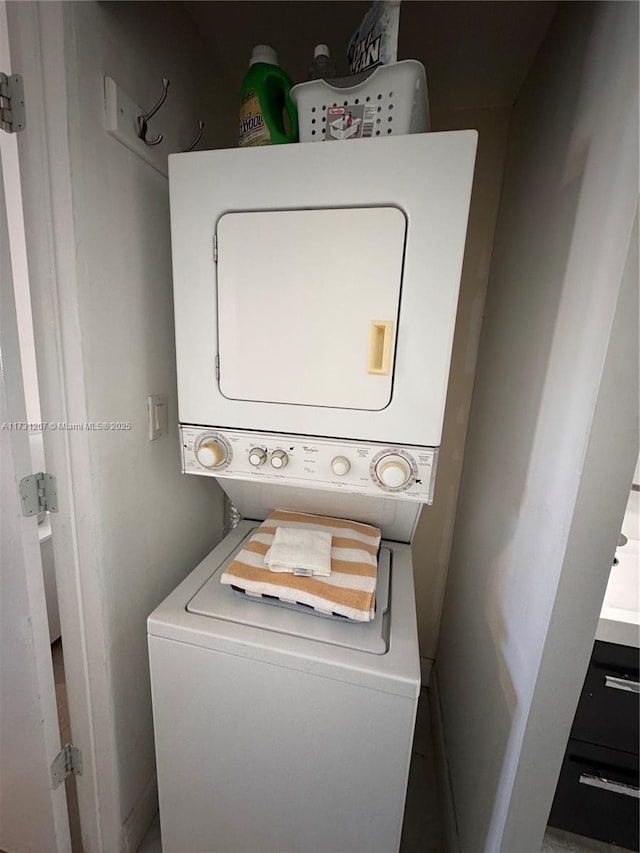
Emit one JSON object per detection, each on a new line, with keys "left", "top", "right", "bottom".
{"left": 5, "top": 2, "right": 120, "bottom": 851}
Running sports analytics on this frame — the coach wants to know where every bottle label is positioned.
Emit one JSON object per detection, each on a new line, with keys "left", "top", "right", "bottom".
{"left": 239, "top": 89, "right": 271, "bottom": 146}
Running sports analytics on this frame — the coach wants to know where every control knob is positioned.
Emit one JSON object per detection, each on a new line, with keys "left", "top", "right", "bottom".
{"left": 375, "top": 454, "right": 412, "bottom": 489}
{"left": 270, "top": 450, "right": 289, "bottom": 469}
{"left": 331, "top": 456, "right": 351, "bottom": 476}
{"left": 195, "top": 438, "right": 227, "bottom": 469}
{"left": 248, "top": 448, "right": 267, "bottom": 467}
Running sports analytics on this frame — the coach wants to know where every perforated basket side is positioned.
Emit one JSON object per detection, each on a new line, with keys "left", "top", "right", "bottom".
{"left": 291, "top": 60, "right": 429, "bottom": 143}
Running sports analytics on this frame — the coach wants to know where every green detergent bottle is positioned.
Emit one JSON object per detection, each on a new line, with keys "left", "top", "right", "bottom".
{"left": 238, "top": 45, "right": 298, "bottom": 147}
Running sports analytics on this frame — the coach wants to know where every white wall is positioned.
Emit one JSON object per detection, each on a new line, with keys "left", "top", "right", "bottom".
{"left": 62, "top": 0, "right": 237, "bottom": 836}
{"left": 412, "top": 105, "right": 511, "bottom": 659}
{"left": 436, "top": 2, "right": 639, "bottom": 851}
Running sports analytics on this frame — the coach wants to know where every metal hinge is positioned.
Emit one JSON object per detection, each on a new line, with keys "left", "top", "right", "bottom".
{"left": 19, "top": 472, "right": 58, "bottom": 516}
{"left": 51, "top": 743, "right": 83, "bottom": 789}
{"left": 213, "top": 234, "right": 218, "bottom": 262}
{"left": 215, "top": 354, "right": 220, "bottom": 380}
{"left": 0, "top": 73, "right": 26, "bottom": 134}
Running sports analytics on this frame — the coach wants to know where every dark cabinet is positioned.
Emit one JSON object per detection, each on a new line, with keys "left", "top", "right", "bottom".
{"left": 549, "top": 640, "right": 639, "bottom": 850}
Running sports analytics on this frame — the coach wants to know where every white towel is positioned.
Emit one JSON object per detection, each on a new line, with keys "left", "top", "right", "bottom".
{"left": 264, "top": 526, "right": 332, "bottom": 577}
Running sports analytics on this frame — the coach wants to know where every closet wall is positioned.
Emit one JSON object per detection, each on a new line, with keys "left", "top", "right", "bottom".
{"left": 415, "top": 104, "right": 511, "bottom": 658}
{"left": 437, "top": 2, "right": 639, "bottom": 849}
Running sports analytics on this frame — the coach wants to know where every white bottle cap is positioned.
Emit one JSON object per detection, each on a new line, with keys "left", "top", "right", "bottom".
{"left": 314, "top": 44, "right": 330, "bottom": 59}
{"left": 250, "top": 45, "right": 278, "bottom": 66}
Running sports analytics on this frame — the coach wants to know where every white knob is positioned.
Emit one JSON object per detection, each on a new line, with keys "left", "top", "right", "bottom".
{"left": 196, "top": 440, "right": 226, "bottom": 469}
{"left": 331, "top": 456, "right": 351, "bottom": 476}
{"left": 249, "top": 448, "right": 267, "bottom": 467}
{"left": 270, "top": 450, "right": 288, "bottom": 469}
{"left": 376, "top": 454, "right": 412, "bottom": 489}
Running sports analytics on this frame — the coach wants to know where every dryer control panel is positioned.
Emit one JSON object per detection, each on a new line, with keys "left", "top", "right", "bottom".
{"left": 181, "top": 426, "right": 438, "bottom": 504}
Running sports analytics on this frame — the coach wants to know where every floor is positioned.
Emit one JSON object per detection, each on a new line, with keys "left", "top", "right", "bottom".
{"left": 400, "top": 688, "right": 444, "bottom": 852}
{"left": 52, "top": 638, "right": 83, "bottom": 853}
{"left": 137, "top": 688, "right": 629, "bottom": 853}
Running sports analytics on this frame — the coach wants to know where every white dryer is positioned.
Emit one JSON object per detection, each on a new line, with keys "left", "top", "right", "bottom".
{"left": 149, "top": 131, "right": 476, "bottom": 853}
{"left": 169, "top": 132, "right": 477, "bottom": 452}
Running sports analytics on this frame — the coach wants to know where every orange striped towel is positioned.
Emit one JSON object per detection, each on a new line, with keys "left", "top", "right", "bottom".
{"left": 221, "top": 510, "right": 381, "bottom": 622}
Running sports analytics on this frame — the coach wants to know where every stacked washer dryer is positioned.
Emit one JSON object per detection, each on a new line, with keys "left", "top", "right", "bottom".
{"left": 148, "top": 131, "right": 476, "bottom": 853}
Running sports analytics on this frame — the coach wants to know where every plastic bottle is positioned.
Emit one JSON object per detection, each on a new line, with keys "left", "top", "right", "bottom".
{"left": 238, "top": 45, "right": 298, "bottom": 147}
{"left": 307, "top": 44, "right": 338, "bottom": 80}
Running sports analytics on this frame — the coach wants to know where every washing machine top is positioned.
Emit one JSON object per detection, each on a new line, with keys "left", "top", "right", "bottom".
{"left": 186, "top": 527, "right": 390, "bottom": 655}
{"left": 148, "top": 522, "right": 421, "bottom": 699}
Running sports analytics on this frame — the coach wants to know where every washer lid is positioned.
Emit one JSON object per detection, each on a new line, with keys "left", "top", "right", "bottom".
{"left": 186, "top": 531, "right": 390, "bottom": 655}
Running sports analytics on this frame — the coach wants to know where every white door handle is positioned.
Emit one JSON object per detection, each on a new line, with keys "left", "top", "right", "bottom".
{"left": 367, "top": 320, "right": 393, "bottom": 375}
{"left": 605, "top": 674, "right": 640, "bottom": 694}
{"left": 579, "top": 773, "right": 640, "bottom": 799}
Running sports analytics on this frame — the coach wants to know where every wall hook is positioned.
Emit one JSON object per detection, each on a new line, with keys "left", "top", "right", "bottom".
{"left": 184, "top": 120, "right": 205, "bottom": 153}
{"left": 136, "top": 77, "right": 169, "bottom": 146}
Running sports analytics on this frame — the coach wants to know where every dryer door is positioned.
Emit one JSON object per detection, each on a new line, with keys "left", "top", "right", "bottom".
{"left": 216, "top": 207, "right": 406, "bottom": 411}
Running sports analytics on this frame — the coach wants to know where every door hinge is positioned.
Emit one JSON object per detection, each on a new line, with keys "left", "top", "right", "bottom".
{"left": 19, "top": 472, "right": 58, "bottom": 516}
{"left": 215, "top": 354, "right": 220, "bottom": 380}
{"left": 0, "top": 73, "right": 26, "bottom": 134}
{"left": 213, "top": 234, "right": 218, "bottom": 263}
{"left": 51, "top": 743, "right": 83, "bottom": 789}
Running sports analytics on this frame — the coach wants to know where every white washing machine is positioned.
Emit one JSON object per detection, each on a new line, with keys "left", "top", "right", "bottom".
{"left": 148, "top": 518, "right": 420, "bottom": 853}
{"left": 149, "top": 132, "right": 476, "bottom": 853}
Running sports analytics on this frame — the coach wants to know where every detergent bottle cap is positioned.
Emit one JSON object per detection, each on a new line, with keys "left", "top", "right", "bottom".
{"left": 250, "top": 45, "right": 278, "bottom": 67}
{"left": 314, "top": 44, "right": 330, "bottom": 59}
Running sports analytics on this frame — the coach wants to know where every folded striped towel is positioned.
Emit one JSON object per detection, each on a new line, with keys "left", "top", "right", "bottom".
{"left": 221, "top": 509, "right": 381, "bottom": 622}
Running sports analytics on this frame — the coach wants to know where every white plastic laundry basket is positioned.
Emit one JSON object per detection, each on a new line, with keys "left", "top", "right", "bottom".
{"left": 291, "top": 59, "right": 429, "bottom": 143}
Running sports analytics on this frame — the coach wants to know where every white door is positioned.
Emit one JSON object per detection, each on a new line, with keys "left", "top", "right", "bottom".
{"left": 0, "top": 144, "right": 71, "bottom": 851}
{"left": 217, "top": 207, "right": 406, "bottom": 410}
